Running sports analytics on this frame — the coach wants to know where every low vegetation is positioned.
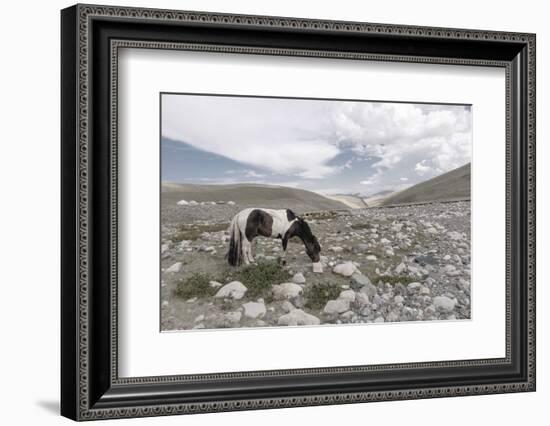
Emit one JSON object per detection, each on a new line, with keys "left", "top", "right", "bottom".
{"left": 376, "top": 275, "right": 419, "bottom": 285}
{"left": 229, "top": 261, "right": 289, "bottom": 300}
{"left": 171, "top": 222, "right": 228, "bottom": 242}
{"left": 304, "top": 211, "right": 339, "bottom": 220}
{"left": 303, "top": 282, "right": 341, "bottom": 310}
{"left": 174, "top": 273, "right": 215, "bottom": 299}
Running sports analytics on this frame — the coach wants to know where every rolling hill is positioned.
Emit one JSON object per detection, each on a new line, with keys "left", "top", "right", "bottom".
{"left": 380, "top": 163, "right": 471, "bottom": 206}
{"left": 162, "top": 183, "right": 348, "bottom": 212}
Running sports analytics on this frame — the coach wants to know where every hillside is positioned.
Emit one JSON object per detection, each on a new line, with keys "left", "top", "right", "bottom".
{"left": 162, "top": 183, "right": 348, "bottom": 212}
{"left": 380, "top": 163, "right": 471, "bottom": 206}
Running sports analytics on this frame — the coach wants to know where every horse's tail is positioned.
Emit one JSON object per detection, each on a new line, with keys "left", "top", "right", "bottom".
{"left": 226, "top": 215, "right": 242, "bottom": 266}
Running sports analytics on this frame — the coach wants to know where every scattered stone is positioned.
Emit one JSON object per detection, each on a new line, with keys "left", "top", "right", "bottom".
{"left": 447, "top": 231, "right": 464, "bottom": 241}
{"left": 339, "top": 289, "right": 356, "bottom": 302}
{"left": 312, "top": 262, "right": 324, "bottom": 273}
{"left": 292, "top": 272, "right": 306, "bottom": 284}
{"left": 176, "top": 200, "right": 189, "bottom": 206}
{"left": 332, "top": 262, "right": 358, "bottom": 277}
{"left": 165, "top": 262, "right": 182, "bottom": 273}
{"left": 359, "top": 282, "right": 378, "bottom": 298}
{"left": 278, "top": 309, "right": 320, "bottom": 326}
{"left": 355, "top": 292, "right": 369, "bottom": 307}
{"left": 350, "top": 272, "right": 371, "bottom": 290}
{"left": 242, "top": 301, "right": 266, "bottom": 319}
{"left": 281, "top": 300, "right": 296, "bottom": 313}
{"left": 223, "top": 311, "right": 242, "bottom": 324}
{"left": 194, "top": 314, "right": 205, "bottom": 323}
{"left": 272, "top": 283, "right": 303, "bottom": 300}
{"left": 323, "top": 299, "right": 350, "bottom": 315}
{"left": 407, "top": 282, "right": 422, "bottom": 294}
{"left": 395, "top": 262, "right": 407, "bottom": 274}
{"left": 227, "top": 201, "right": 236, "bottom": 205}
{"left": 214, "top": 281, "right": 248, "bottom": 300}
{"left": 209, "top": 280, "right": 222, "bottom": 288}
{"left": 365, "top": 255, "right": 378, "bottom": 261}
{"left": 394, "top": 295, "right": 404, "bottom": 304}
{"left": 330, "top": 246, "right": 344, "bottom": 253}
{"left": 433, "top": 296, "right": 457, "bottom": 312}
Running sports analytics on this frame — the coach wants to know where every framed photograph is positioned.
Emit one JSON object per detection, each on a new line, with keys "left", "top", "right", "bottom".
{"left": 61, "top": 4, "right": 536, "bottom": 421}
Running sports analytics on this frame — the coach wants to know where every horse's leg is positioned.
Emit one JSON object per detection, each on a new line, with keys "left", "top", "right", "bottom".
{"left": 247, "top": 238, "right": 255, "bottom": 263}
{"left": 241, "top": 238, "right": 251, "bottom": 265}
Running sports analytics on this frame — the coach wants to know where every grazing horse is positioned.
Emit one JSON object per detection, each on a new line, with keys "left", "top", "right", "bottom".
{"left": 226, "top": 208, "right": 321, "bottom": 266}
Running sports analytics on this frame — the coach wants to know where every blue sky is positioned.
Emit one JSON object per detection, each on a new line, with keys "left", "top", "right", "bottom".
{"left": 161, "top": 94, "right": 471, "bottom": 196}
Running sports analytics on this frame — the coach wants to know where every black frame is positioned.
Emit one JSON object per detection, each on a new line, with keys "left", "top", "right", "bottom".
{"left": 61, "top": 4, "right": 536, "bottom": 421}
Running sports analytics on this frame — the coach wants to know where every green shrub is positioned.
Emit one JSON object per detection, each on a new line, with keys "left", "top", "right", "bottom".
{"left": 303, "top": 282, "right": 341, "bottom": 310}
{"left": 230, "top": 261, "right": 289, "bottom": 299}
{"left": 376, "top": 275, "right": 418, "bottom": 285}
{"left": 350, "top": 223, "right": 370, "bottom": 230}
{"left": 172, "top": 223, "right": 228, "bottom": 242}
{"left": 175, "top": 273, "right": 215, "bottom": 299}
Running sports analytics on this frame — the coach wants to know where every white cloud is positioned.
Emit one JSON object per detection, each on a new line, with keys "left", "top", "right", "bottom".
{"left": 415, "top": 160, "right": 432, "bottom": 176}
{"left": 162, "top": 95, "right": 471, "bottom": 191}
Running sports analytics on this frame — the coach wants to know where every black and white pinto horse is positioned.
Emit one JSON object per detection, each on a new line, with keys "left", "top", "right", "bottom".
{"left": 226, "top": 208, "right": 321, "bottom": 266}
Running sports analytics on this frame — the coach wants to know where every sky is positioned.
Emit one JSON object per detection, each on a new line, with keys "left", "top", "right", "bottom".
{"left": 161, "top": 94, "right": 471, "bottom": 196}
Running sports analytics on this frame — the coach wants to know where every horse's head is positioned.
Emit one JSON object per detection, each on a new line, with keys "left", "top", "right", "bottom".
{"left": 285, "top": 217, "right": 321, "bottom": 262}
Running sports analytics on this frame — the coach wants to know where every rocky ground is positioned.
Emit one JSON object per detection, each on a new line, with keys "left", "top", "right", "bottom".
{"left": 160, "top": 200, "right": 471, "bottom": 331}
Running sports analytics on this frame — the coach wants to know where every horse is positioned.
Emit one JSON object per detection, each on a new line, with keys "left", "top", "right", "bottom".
{"left": 226, "top": 208, "right": 321, "bottom": 266}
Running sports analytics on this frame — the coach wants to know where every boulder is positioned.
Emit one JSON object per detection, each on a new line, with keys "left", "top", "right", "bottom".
{"left": 312, "top": 262, "right": 324, "bottom": 273}
{"left": 277, "top": 309, "right": 320, "bottom": 326}
{"left": 292, "top": 273, "right": 306, "bottom": 284}
{"left": 332, "top": 262, "right": 358, "bottom": 277}
{"left": 350, "top": 272, "right": 371, "bottom": 289}
{"left": 272, "top": 283, "right": 303, "bottom": 300}
{"left": 433, "top": 296, "right": 457, "bottom": 312}
{"left": 242, "top": 301, "right": 266, "bottom": 319}
{"left": 339, "top": 289, "right": 356, "bottom": 302}
{"left": 214, "top": 281, "right": 247, "bottom": 300}
{"left": 165, "top": 262, "right": 182, "bottom": 273}
{"left": 323, "top": 299, "right": 350, "bottom": 315}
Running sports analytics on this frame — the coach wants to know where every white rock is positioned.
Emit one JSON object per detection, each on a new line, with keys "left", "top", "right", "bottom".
{"left": 407, "top": 282, "right": 422, "bottom": 293}
{"left": 214, "top": 281, "right": 248, "bottom": 300}
{"left": 227, "top": 201, "right": 236, "bottom": 205}
{"left": 395, "top": 262, "right": 407, "bottom": 274}
{"left": 242, "top": 301, "right": 266, "bottom": 319}
{"left": 281, "top": 300, "right": 296, "bottom": 313}
{"left": 433, "top": 296, "right": 457, "bottom": 312}
{"left": 188, "top": 200, "right": 198, "bottom": 206}
{"left": 209, "top": 281, "right": 223, "bottom": 288}
{"left": 394, "top": 295, "right": 404, "bottom": 304}
{"left": 165, "top": 262, "right": 182, "bottom": 273}
{"left": 380, "top": 238, "right": 391, "bottom": 245}
{"left": 278, "top": 309, "right": 320, "bottom": 326}
{"left": 176, "top": 199, "right": 189, "bottom": 206}
{"left": 374, "top": 316, "right": 385, "bottom": 323}
{"left": 194, "top": 314, "right": 205, "bottom": 322}
{"left": 355, "top": 292, "right": 370, "bottom": 307}
{"left": 447, "top": 231, "right": 464, "bottom": 240}
{"left": 339, "top": 290, "right": 356, "bottom": 302}
{"left": 223, "top": 311, "right": 242, "bottom": 324}
{"left": 161, "top": 244, "right": 170, "bottom": 254}
{"left": 366, "top": 255, "right": 378, "bottom": 261}
{"left": 312, "top": 262, "right": 324, "bottom": 273}
{"left": 292, "top": 273, "right": 306, "bottom": 284}
{"left": 323, "top": 299, "right": 350, "bottom": 315}
{"left": 332, "top": 262, "right": 358, "bottom": 277}
{"left": 330, "top": 246, "right": 344, "bottom": 253}
{"left": 272, "top": 283, "right": 303, "bottom": 300}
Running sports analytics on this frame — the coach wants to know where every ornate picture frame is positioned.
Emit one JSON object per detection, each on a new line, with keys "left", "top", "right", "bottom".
{"left": 61, "top": 4, "right": 535, "bottom": 421}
